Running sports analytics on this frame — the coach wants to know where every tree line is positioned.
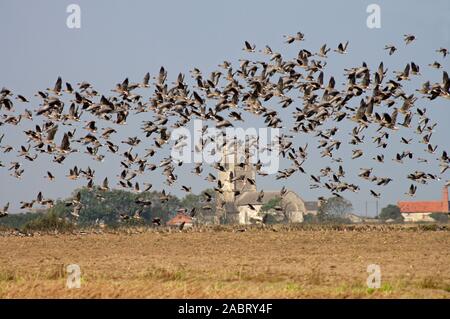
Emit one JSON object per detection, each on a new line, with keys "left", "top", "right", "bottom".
{"left": 2, "top": 189, "right": 445, "bottom": 232}
{"left": 0, "top": 187, "right": 215, "bottom": 231}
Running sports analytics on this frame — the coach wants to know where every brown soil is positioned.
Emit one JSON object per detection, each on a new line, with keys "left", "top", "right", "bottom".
{"left": 0, "top": 225, "right": 449, "bottom": 298}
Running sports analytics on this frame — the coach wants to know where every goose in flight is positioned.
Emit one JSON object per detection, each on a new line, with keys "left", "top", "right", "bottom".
{"left": 0, "top": 202, "right": 9, "bottom": 218}
{"left": 284, "top": 32, "right": 304, "bottom": 44}
{"left": 436, "top": 47, "right": 448, "bottom": 58}
{"left": 242, "top": 41, "right": 256, "bottom": 53}
{"left": 403, "top": 34, "right": 416, "bottom": 45}
{"left": 384, "top": 45, "right": 397, "bottom": 55}
{"left": 334, "top": 41, "right": 349, "bottom": 54}
{"left": 0, "top": 31, "right": 449, "bottom": 218}
{"left": 317, "top": 44, "right": 331, "bottom": 58}
{"left": 405, "top": 184, "right": 417, "bottom": 197}
{"left": 47, "top": 76, "right": 62, "bottom": 95}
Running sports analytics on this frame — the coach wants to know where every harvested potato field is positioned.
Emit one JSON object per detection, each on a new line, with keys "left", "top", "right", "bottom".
{"left": 0, "top": 225, "right": 449, "bottom": 298}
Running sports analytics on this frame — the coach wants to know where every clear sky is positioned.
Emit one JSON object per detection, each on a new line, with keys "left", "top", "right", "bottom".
{"left": 0, "top": 0, "right": 449, "bottom": 216}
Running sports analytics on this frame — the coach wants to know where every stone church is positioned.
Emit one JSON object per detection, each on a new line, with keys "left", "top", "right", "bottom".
{"left": 215, "top": 142, "right": 312, "bottom": 224}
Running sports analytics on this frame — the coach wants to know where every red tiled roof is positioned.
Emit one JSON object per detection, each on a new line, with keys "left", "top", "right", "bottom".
{"left": 398, "top": 186, "right": 449, "bottom": 213}
{"left": 166, "top": 213, "right": 193, "bottom": 226}
{"left": 398, "top": 201, "right": 448, "bottom": 213}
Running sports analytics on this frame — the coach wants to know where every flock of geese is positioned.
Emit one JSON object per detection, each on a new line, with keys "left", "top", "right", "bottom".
{"left": 0, "top": 32, "right": 449, "bottom": 223}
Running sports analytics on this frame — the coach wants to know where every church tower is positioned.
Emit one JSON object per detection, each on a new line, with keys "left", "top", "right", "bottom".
{"left": 215, "top": 138, "right": 256, "bottom": 224}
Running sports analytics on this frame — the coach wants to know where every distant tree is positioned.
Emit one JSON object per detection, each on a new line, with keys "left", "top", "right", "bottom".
{"left": 259, "top": 197, "right": 283, "bottom": 224}
{"left": 430, "top": 213, "right": 449, "bottom": 223}
{"left": 0, "top": 211, "right": 45, "bottom": 229}
{"left": 0, "top": 188, "right": 220, "bottom": 230}
{"left": 72, "top": 187, "right": 181, "bottom": 225}
{"left": 303, "top": 213, "right": 320, "bottom": 224}
{"left": 261, "top": 197, "right": 282, "bottom": 212}
{"left": 316, "top": 197, "right": 353, "bottom": 223}
{"left": 181, "top": 189, "right": 215, "bottom": 212}
{"left": 2, "top": 188, "right": 183, "bottom": 231}
{"left": 180, "top": 193, "right": 200, "bottom": 210}
{"left": 379, "top": 204, "right": 403, "bottom": 221}
{"left": 23, "top": 210, "right": 75, "bottom": 232}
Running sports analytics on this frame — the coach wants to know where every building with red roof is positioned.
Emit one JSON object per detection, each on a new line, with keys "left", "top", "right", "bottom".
{"left": 166, "top": 209, "right": 194, "bottom": 228}
{"left": 397, "top": 186, "right": 449, "bottom": 222}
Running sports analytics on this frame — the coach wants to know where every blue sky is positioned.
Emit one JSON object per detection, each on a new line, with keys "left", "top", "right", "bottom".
{"left": 0, "top": 0, "right": 449, "bottom": 216}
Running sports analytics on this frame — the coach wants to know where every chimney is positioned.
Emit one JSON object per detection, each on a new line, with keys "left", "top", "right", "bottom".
{"left": 443, "top": 186, "right": 449, "bottom": 212}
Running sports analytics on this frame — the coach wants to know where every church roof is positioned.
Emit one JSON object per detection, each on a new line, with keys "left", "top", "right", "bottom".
{"left": 235, "top": 191, "right": 280, "bottom": 206}
{"left": 235, "top": 189, "right": 306, "bottom": 207}
{"left": 304, "top": 201, "right": 319, "bottom": 211}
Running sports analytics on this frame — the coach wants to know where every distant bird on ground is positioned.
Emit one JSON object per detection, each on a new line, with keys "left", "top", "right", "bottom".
{"left": 152, "top": 217, "right": 161, "bottom": 226}
{"left": 71, "top": 204, "right": 81, "bottom": 219}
